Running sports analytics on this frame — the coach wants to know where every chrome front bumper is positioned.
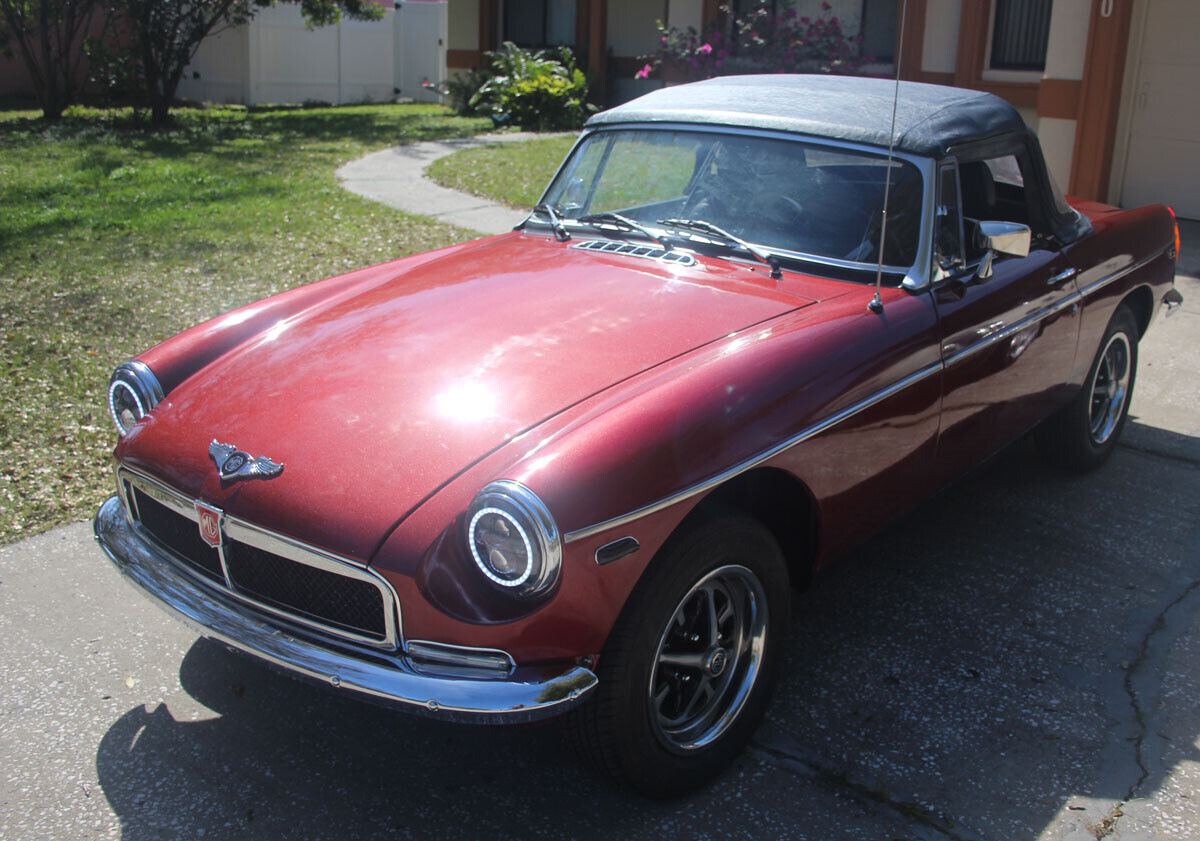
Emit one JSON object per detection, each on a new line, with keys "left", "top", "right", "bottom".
{"left": 94, "top": 496, "right": 597, "bottom": 724}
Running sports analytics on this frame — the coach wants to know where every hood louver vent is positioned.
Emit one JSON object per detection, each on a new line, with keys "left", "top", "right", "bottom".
{"left": 573, "top": 240, "right": 695, "bottom": 266}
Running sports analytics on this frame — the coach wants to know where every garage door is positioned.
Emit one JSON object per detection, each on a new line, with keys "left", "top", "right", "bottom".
{"left": 1118, "top": 0, "right": 1200, "bottom": 219}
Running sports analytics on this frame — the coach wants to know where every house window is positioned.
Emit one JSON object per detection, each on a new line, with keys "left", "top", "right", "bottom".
{"left": 503, "top": 0, "right": 576, "bottom": 49}
{"left": 860, "top": 0, "right": 897, "bottom": 63}
{"left": 990, "top": 0, "right": 1052, "bottom": 71}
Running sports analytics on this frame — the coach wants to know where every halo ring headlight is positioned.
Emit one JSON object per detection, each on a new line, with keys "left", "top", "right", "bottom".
{"left": 466, "top": 481, "right": 562, "bottom": 600}
{"left": 107, "top": 361, "right": 164, "bottom": 436}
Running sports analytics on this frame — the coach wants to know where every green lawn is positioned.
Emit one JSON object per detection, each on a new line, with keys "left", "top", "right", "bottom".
{"left": 425, "top": 135, "right": 577, "bottom": 208}
{"left": 0, "top": 103, "right": 492, "bottom": 544}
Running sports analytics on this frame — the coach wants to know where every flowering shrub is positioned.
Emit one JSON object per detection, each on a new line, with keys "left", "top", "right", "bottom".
{"left": 635, "top": 2, "right": 870, "bottom": 82}
{"left": 469, "top": 42, "right": 593, "bottom": 130}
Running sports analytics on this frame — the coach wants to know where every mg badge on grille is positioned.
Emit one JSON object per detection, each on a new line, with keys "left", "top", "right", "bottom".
{"left": 196, "top": 501, "right": 223, "bottom": 548}
{"left": 209, "top": 440, "right": 284, "bottom": 482}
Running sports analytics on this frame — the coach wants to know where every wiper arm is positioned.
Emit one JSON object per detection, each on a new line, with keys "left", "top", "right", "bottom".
{"left": 533, "top": 203, "right": 570, "bottom": 241}
{"left": 578, "top": 212, "right": 669, "bottom": 249}
{"left": 658, "top": 218, "right": 782, "bottom": 279}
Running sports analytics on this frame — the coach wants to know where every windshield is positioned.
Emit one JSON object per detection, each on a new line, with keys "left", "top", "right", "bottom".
{"left": 540, "top": 129, "right": 923, "bottom": 268}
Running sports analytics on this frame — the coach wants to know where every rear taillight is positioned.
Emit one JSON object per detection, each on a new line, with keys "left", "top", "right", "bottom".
{"left": 1168, "top": 206, "right": 1181, "bottom": 262}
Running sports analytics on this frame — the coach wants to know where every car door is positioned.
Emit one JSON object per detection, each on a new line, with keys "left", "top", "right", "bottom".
{"left": 930, "top": 154, "right": 1081, "bottom": 476}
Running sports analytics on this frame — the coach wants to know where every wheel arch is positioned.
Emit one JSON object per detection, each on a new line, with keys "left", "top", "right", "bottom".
{"left": 669, "top": 467, "right": 820, "bottom": 591}
{"left": 1122, "top": 284, "right": 1155, "bottom": 338}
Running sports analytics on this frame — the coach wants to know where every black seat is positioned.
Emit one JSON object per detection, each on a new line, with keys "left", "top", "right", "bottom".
{"left": 959, "top": 160, "right": 997, "bottom": 221}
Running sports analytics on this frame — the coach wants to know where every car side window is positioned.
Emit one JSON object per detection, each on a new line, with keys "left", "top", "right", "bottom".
{"left": 959, "top": 153, "right": 1032, "bottom": 227}
{"left": 934, "top": 162, "right": 964, "bottom": 275}
{"left": 958, "top": 152, "right": 1041, "bottom": 263}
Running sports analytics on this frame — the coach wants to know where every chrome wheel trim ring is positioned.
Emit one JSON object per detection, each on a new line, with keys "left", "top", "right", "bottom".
{"left": 647, "top": 564, "right": 769, "bottom": 753}
{"left": 1088, "top": 331, "right": 1132, "bottom": 445}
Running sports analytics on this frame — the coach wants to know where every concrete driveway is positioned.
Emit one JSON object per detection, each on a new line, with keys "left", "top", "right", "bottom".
{"left": 2, "top": 232, "right": 1197, "bottom": 839}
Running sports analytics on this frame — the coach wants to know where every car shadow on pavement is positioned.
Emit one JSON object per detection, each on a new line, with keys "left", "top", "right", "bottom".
{"left": 95, "top": 430, "right": 1200, "bottom": 841}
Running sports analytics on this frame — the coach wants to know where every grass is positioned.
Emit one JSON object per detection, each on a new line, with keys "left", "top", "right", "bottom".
{"left": 425, "top": 135, "right": 577, "bottom": 208}
{"left": 0, "top": 102, "right": 492, "bottom": 544}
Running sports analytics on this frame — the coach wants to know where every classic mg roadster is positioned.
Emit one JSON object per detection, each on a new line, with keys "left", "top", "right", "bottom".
{"left": 95, "top": 75, "right": 1183, "bottom": 796}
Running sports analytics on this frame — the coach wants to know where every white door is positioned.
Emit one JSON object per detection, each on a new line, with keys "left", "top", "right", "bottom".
{"left": 1118, "top": 0, "right": 1200, "bottom": 219}
{"left": 394, "top": 0, "right": 448, "bottom": 103}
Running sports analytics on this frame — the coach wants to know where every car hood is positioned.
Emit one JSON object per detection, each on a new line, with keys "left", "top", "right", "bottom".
{"left": 119, "top": 234, "right": 817, "bottom": 559}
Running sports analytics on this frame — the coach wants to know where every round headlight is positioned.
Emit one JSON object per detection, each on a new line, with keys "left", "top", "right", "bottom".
{"left": 466, "top": 480, "right": 561, "bottom": 599}
{"left": 107, "top": 361, "right": 164, "bottom": 436}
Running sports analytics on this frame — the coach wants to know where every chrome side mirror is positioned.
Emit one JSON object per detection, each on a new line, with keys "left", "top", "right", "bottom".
{"left": 976, "top": 220, "right": 1032, "bottom": 279}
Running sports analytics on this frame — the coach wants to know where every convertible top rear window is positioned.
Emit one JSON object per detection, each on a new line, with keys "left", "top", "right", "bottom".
{"left": 542, "top": 129, "right": 922, "bottom": 269}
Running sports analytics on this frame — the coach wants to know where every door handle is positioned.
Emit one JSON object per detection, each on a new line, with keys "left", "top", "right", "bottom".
{"left": 1046, "top": 268, "right": 1078, "bottom": 287}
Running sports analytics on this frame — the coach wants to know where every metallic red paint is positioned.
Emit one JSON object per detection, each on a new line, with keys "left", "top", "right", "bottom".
{"left": 113, "top": 188, "right": 1178, "bottom": 671}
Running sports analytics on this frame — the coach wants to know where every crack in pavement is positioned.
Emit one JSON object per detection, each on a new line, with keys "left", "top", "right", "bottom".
{"left": 1119, "top": 576, "right": 1200, "bottom": 801}
{"left": 1095, "top": 504, "right": 1200, "bottom": 839}
{"left": 1117, "top": 441, "right": 1200, "bottom": 470}
{"left": 749, "top": 739, "right": 979, "bottom": 841}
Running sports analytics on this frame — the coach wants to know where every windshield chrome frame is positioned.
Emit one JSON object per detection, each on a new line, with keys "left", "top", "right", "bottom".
{"left": 530, "top": 122, "right": 938, "bottom": 292}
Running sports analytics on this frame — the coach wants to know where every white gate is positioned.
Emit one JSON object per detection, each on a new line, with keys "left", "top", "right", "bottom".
{"left": 181, "top": 3, "right": 445, "bottom": 107}
{"left": 394, "top": 0, "right": 448, "bottom": 103}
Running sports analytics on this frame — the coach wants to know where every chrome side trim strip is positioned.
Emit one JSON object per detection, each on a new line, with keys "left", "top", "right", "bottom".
{"left": 563, "top": 359, "right": 944, "bottom": 543}
{"left": 118, "top": 467, "right": 402, "bottom": 650}
{"left": 943, "top": 292, "right": 1080, "bottom": 368}
{"left": 95, "top": 497, "right": 596, "bottom": 724}
{"left": 564, "top": 249, "right": 1170, "bottom": 544}
{"left": 1076, "top": 248, "right": 1165, "bottom": 300}
{"left": 943, "top": 248, "right": 1167, "bottom": 369}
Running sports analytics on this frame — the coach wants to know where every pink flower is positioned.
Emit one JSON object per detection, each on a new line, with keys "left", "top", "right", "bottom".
{"left": 699, "top": 43, "right": 713, "bottom": 54}
{"left": 635, "top": 63, "right": 652, "bottom": 79}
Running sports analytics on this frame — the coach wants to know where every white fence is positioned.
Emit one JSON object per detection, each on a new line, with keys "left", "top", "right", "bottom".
{"left": 178, "top": 1, "right": 446, "bottom": 106}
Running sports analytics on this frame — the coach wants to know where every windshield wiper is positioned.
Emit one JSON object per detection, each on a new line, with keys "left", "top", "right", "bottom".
{"left": 657, "top": 218, "right": 782, "bottom": 279}
{"left": 578, "top": 212, "right": 670, "bottom": 250}
{"left": 533, "top": 203, "right": 570, "bottom": 241}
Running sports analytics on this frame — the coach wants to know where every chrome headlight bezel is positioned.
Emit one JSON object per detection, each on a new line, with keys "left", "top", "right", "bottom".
{"left": 466, "top": 480, "right": 562, "bottom": 600}
{"left": 108, "top": 361, "right": 164, "bottom": 436}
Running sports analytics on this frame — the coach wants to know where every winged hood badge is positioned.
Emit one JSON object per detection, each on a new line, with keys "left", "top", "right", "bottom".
{"left": 209, "top": 440, "right": 284, "bottom": 482}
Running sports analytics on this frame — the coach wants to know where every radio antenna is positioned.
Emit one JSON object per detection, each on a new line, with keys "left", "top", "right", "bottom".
{"left": 868, "top": 0, "right": 907, "bottom": 315}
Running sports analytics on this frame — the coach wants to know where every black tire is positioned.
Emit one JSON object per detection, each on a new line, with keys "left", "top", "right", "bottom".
{"left": 1036, "top": 305, "right": 1139, "bottom": 471}
{"left": 568, "top": 514, "right": 790, "bottom": 798}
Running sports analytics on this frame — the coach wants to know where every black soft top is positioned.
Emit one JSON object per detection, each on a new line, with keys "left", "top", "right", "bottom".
{"left": 587, "top": 75, "right": 1026, "bottom": 158}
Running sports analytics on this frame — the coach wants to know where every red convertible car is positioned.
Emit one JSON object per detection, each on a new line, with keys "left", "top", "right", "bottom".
{"left": 95, "top": 75, "right": 1182, "bottom": 796}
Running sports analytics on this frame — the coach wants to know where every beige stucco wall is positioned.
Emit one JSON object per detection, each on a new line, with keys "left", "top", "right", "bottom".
{"left": 607, "top": 0, "right": 669, "bottom": 57}
{"left": 667, "top": 0, "right": 703, "bottom": 33}
{"left": 1036, "top": 0, "right": 1089, "bottom": 189}
{"left": 920, "top": 0, "right": 960, "bottom": 74}
{"left": 449, "top": 0, "right": 480, "bottom": 54}
{"left": 913, "top": 0, "right": 1085, "bottom": 191}
{"left": 1043, "top": 0, "right": 1089, "bottom": 79}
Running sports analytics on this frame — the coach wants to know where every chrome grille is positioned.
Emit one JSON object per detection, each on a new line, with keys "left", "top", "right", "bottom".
{"left": 572, "top": 239, "right": 696, "bottom": 265}
{"left": 225, "top": 541, "right": 386, "bottom": 639}
{"left": 120, "top": 469, "right": 398, "bottom": 648}
{"left": 132, "top": 487, "right": 224, "bottom": 583}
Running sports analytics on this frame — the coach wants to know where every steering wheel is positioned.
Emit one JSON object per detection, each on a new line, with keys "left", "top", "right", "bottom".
{"left": 759, "top": 193, "right": 805, "bottom": 227}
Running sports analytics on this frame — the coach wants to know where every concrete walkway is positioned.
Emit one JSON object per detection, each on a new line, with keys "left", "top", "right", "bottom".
{"left": 334, "top": 133, "right": 563, "bottom": 235}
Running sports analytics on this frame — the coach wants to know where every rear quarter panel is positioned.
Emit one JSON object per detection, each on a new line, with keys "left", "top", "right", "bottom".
{"left": 1066, "top": 201, "right": 1177, "bottom": 384}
